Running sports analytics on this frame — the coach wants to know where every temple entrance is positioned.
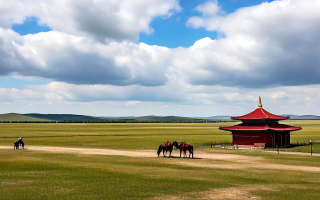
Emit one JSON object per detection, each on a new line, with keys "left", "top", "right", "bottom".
{"left": 271, "top": 132, "right": 290, "bottom": 148}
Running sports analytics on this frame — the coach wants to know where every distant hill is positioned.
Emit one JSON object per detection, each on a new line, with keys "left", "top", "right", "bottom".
{"left": 283, "top": 115, "right": 320, "bottom": 120}
{"left": 212, "top": 116, "right": 232, "bottom": 120}
{"left": 0, "top": 113, "right": 47, "bottom": 121}
{"left": 0, "top": 113, "right": 218, "bottom": 122}
{"left": 23, "top": 114, "right": 106, "bottom": 122}
{"left": 212, "top": 115, "right": 320, "bottom": 120}
{"left": 0, "top": 113, "right": 318, "bottom": 122}
{"left": 103, "top": 115, "right": 212, "bottom": 122}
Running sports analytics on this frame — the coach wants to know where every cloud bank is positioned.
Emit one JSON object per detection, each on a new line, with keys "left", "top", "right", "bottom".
{"left": 1, "top": 0, "right": 181, "bottom": 41}
{"left": 1, "top": 0, "right": 320, "bottom": 115}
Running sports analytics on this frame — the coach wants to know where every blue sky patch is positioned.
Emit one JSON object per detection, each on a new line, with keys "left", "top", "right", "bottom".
{"left": 12, "top": 16, "right": 51, "bottom": 35}
{"left": 139, "top": 0, "right": 275, "bottom": 48}
{"left": 0, "top": 77, "right": 50, "bottom": 89}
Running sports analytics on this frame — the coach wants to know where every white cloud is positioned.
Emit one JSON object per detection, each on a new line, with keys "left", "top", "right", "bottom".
{"left": 1, "top": 83, "right": 320, "bottom": 115}
{"left": 0, "top": 30, "right": 172, "bottom": 86}
{"left": 184, "top": 0, "right": 320, "bottom": 87}
{"left": 0, "top": 88, "right": 43, "bottom": 102}
{"left": 195, "top": 1, "right": 221, "bottom": 16}
{"left": 271, "top": 92, "right": 289, "bottom": 100}
{"left": 0, "top": 0, "right": 181, "bottom": 42}
{"left": 27, "top": 81, "right": 183, "bottom": 102}
{"left": 1, "top": 0, "right": 320, "bottom": 89}
{"left": 125, "top": 101, "right": 142, "bottom": 106}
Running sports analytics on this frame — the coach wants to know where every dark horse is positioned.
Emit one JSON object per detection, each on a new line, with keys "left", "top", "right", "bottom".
{"left": 14, "top": 139, "right": 24, "bottom": 149}
{"left": 157, "top": 141, "right": 175, "bottom": 157}
{"left": 172, "top": 141, "right": 193, "bottom": 158}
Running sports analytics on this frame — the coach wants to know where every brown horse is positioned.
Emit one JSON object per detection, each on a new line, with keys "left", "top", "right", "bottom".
{"left": 172, "top": 141, "right": 193, "bottom": 158}
{"left": 157, "top": 141, "right": 175, "bottom": 157}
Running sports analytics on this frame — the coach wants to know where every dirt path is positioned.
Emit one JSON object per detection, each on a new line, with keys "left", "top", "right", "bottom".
{"left": 0, "top": 145, "right": 262, "bottom": 161}
{"left": 1, "top": 145, "right": 320, "bottom": 173}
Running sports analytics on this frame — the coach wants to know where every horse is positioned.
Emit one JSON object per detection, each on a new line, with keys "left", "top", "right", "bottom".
{"left": 157, "top": 141, "right": 175, "bottom": 157}
{"left": 172, "top": 141, "right": 193, "bottom": 158}
{"left": 14, "top": 140, "right": 24, "bottom": 149}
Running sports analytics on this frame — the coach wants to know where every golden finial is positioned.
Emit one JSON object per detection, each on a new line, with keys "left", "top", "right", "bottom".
{"left": 258, "top": 96, "right": 262, "bottom": 108}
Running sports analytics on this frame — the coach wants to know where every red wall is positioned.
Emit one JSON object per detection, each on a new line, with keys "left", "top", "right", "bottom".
{"left": 232, "top": 132, "right": 272, "bottom": 146}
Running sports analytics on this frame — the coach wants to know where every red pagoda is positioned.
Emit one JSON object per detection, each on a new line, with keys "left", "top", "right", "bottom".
{"left": 219, "top": 97, "right": 301, "bottom": 148}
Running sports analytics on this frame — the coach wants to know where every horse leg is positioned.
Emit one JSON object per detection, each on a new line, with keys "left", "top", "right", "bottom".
{"left": 179, "top": 150, "right": 181, "bottom": 158}
{"left": 188, "top": 149, "right": 191, "bottom": 158}
{"left": 157, "top": 146, "right": 161, "bottom": 157}
{"left": 191, "top": 147, "right": 194, "bottom": 158}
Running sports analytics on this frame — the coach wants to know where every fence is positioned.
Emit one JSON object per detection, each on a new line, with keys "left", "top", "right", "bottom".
{"left": 206, "top": 140, "right": 320, "bottom": 155}
{"left": 310, "top": 141, "right": 320, "bottom": 155}
{"left": 205, "top": 142, "right": 233, "bottom": 148}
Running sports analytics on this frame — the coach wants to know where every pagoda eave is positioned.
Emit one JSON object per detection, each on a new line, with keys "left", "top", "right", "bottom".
{"left": 231, "top": 108, "right": 290, "bottom": 121}
{"left": 219, "top": 127, "right": 301, "bottom": 132}
{"left": 219, "top": 123, "right": 301, "bottom": 132}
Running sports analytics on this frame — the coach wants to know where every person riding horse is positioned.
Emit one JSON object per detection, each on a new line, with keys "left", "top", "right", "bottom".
{"left": 172, "top": 141, "right": 193, "bottom": 158}
{"left": 180, "top": 141, "right": 186, "bottom": 148}
{"left": 14, "top": 137, "right": 24, "bottom": 149}
{"left": 165, "top": 141, "right": 171, "bottom": 150}
{"left": 157, "top": 141, "right": 174, "bottom": 157}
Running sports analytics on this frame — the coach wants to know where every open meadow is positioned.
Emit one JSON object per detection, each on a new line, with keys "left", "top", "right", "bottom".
{"left": 1, "top": 121, "right": 320, "bottom": 199}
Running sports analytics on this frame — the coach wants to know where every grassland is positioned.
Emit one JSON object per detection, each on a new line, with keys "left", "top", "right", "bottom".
{"left": 1, "top": 121, "right": 320, "bottom": 199}
{"left": 0, "top": 122, "right": 235, "bottom": 150}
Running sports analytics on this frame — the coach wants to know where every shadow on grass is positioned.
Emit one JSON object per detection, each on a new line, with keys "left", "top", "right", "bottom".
{"left": 162, "top": 155, "right": 202, "bottom": 159}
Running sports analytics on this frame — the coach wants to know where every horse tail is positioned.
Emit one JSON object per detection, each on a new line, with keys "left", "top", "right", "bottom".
{"left": 157, "top": 145, "right": 162, "bottom": 156}
{"left": 190, "top": 145, "right": 194, "bottom": 158}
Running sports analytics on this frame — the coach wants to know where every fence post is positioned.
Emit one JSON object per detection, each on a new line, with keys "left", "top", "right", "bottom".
{"left": 310, "top": 140, "right": 312, "bottom": 156}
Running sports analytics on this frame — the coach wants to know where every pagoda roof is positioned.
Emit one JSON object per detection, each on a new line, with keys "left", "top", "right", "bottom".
{"left": 231, "top": 108, "right": 290, "bottom": 120}
{"left": 219, "top": 123, "right": 301, "bottom": 132}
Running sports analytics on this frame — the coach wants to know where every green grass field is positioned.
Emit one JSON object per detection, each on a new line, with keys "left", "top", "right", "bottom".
{"left": 0, "top": 122, "right": 234, "bottom": 150}
{"left": 1, "top": 121, "right": 320, "bottom": 199}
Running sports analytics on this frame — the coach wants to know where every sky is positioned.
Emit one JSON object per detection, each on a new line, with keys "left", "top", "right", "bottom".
{"left": 0, "top": 0, "right": 320, "bottom": 117}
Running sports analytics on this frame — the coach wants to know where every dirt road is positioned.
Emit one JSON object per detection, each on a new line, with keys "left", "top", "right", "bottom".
{"left": 1, "top": 145, "right": 319, "bottom": 173}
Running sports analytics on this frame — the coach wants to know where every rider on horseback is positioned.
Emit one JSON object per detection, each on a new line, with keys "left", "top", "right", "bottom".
{"left": 180, "top": 141, "right": 186, "bottom": 150}
{"left": 165, "top": 141, "right": 171, "bottom": 150}
{"left": 14, "top": 137, "right": 24, "bottom": 149}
